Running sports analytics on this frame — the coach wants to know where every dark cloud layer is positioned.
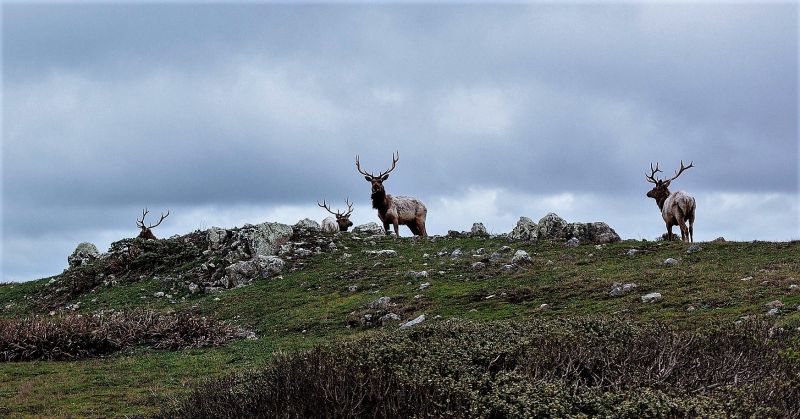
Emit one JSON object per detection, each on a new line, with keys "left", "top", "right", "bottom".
{"left": 2, "top": 3, "right": 798, "bottom": 281}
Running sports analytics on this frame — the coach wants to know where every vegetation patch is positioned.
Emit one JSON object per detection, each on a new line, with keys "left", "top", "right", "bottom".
{"left": 0, "top": 309, "right": 245, "bottom": 362}
{"left": 160, "top": 317, "right": 800, "bottom": 418}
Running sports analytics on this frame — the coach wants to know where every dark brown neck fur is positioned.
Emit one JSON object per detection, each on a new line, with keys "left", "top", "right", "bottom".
{"left": 371, "top": 190, "right": 390, "bottom": 214}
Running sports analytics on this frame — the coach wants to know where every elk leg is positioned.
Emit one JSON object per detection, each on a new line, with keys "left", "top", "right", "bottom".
{"left": 393, "top": 221, "right": 400, "bottom": 237}
{"left": 408, "top": 223, "right": 419, "bottom": 236}
{"left": 666, "top": 223, "right": 674, "bottom": 241}
{"left": 687, "top": 213, "right": 695, "bottom": 243}
{"left": 418, "top": 219, "right": 427, "bottom": 237}
{"left": 675, "top": 212, "right": 689, "bottom": 243}
{"left": 383, "top": 221, "right": 391, "bottom": 236}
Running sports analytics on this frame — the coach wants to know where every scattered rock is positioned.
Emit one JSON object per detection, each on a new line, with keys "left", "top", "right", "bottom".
{"left": 471, "top": 262, "right": 486, "bottom": 270}
{"left": 407, "top": 271, "right": 429, "bottom": 279}
{"left": 489, "top": 252, "right": 502, "bottom": 263}
{"left": 419, "top": 282, "right": 430, "bottom": 290}
{"left": 353, "top": 222, "right": 385, "bottom": 235}
{"left": 471, "top": 223, "right": 488, "bottom": 236}
{"left": 154, "top": 292, "right": 165, "bottom": 298}
{"left": 609, "top": 282, "right": 638, "bottom": 297}
{"left": 451, "top": 249, "right": 463, "bottom": 258}
{"left": 641, "top": 292, "right": 662, "bottom": 303}
{"left": 368, "top": 296, "right": 392, "bottom": 309}
{"left": 509, "top": 217, "right": 538, "bottom": 241}
{"left": 366, "top": 250, "right": 397, "bottom": 258}
{"left": 537, "top": 303, "right": 550, "bottom": 311}
{"left": 474, "top": 248, "right": 485, "bottom": 255}
{"left": 626, "top": 249, "right": 641, "bottom": 256}
{"left": 740, "top": 276, "right": 753, "bottom": 281}
{"left": 565, "top": 237, "right": 580, "bottom": 247}
{"left": 561, "top": 222, "right": 621, "bottom": 244}
{"left": 400, "top": 314, "right": 426, "bottom": 329}
{"left": 712, "top": 237, "right": 726, "bottom": 242}
{"left": 188, "top": 283, "right": 200, "bottom": 294}
{"left": 68, "top": 242, "right": 100, "bottom": 268}
{"left": 379, "top": 313, "right": 401, "bottom": 325}
{"left": 207, "top": 227, "right": 228, "bottom": 250}
{"left": 511, "top": 250, "right": 531, "bottom": 264}
{"left": 664, "top": 258, "right": 679, "bottom": 266}
{"left": 788, "top": 284, "right": 798, "bottom": 291}
{"left": 765, "top": 300, "right": 784, "bottom": 309}
{"left": 686, "top": 244, "right": 702, "bottom": 253}
{"left": 766, "top": 308, "right": 781, "bottom": 317}
{"left": 222, "top": 255, "right": 285, "bottom": 288}
{"left": 347, "top": 285, "right": 358, "bottom": 292}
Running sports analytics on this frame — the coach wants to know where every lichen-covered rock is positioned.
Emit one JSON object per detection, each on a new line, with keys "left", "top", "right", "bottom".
{"left": 294, "top": 218, "right": 320, "bottom": 231}
{"left": 509, "top": 217, "right": 537, "bottom": 241}
{"left": 565, "top": 237, "right": 580, "bottom": 247}
{"left": 68, "top": 242, "right": 100, "bottom": 268}
{"left": 609, "top": 282, "right": 638, "bottom": 297}
{"left": 537, "top": 213, "right": 568, "bottom": 240}
{"left": 512, "top": 250, "right": 532, "bottom": 264}
{"left": 353, "top": 222, "right": 385, "bottom": 235}
{"left": 236, "top": 222, "right": 293, "bottom": 257}
{"left": 471, "top": 223, "right": 488, "bottom": 236}
{"left": 207, "top": 227, "right": 228, "bottom": 250}
{"left": 400, "top": 314, "right": 426, "bottom": 329}
{"left": 641, "top": 292, "right": 662, "bottom": 303}
{"left": 222, "top": 255, "right": 285, "bottom": 288}
{"left": 562, "top": 222, "right": 621, "bottom": 244}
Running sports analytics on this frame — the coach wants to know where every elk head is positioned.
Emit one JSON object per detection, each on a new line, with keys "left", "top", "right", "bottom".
{"left": 136, "top": 208, "right": 170, "bottom": 240}
{"left": 318, "top": 198, "right": 354, "bottom": 231}
{"left": 645, "top": 160, "right": 694, "bottom": 207}
{"left": 355, "top": 151, "right": 399, "bottom": 197}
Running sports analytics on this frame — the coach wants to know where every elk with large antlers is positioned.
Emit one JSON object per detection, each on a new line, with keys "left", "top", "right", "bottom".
{"left": 356, "top": 151, "right": 427, "bottom": 237}
{"left": 318, "top": 198, "right": 355, "bottom": 233}
{"left": 645, "top": 161, "right": 696, "bottom": 242}
{"left": 136, "top": 208, "right": 170, "bottom": 240}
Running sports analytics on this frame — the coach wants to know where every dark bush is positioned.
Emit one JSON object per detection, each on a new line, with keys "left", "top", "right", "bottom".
{"left": 0, "top": 309, "right": 244, "bottom": 362}
{"left": 159, "top": 317, "right": 800, "bottom": 418}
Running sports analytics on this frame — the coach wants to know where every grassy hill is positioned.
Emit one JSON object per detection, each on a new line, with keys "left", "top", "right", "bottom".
{"left": 1, "top": 230, "right": 798, "bottom": 417}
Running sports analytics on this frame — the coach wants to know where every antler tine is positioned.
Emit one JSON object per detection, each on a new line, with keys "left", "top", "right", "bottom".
{"left": 137, "top": 208, "right": 149, "bottom": 228}
{"left": 645, "top": 162, "right": 663, "bottom": 184}
{"left": 668, "top": 160, "right": 694, "bottom": 182}
{"left": 344, "top": 197, "right": 354, "bottom": 216}
{"left": 378, "top": 150, "right": 400, "bottom": 177}
{"left": 318, "top": 200, "right": 337, "bottom": 215}
{"left": 148, "top": 210, "right": 170, "bottom": 228}
{"left": 355, "top": 155, "right": 375, "bottom": 178}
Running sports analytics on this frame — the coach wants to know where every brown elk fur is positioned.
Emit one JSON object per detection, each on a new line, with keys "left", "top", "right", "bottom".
{"left": 319, "top": 199, "right": 354, "bottom": 233}
{"left": 646, "top": 162, "right": 696, "bottom": 243}
{"left": 357, "top": 152, "right": 428, "bottom": 237}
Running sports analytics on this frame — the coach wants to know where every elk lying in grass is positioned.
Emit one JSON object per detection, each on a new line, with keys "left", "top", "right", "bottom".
{"left": 356, "top": 151, "right": 427, "bottom": 237}
{"left": 136, "top": 208, "right": 170, "bottom": 240}
{"left": 318, "top": 198, "right": 354, "bottom": 233}
{"left": 646, "top": 161, "right": 696, "bottom": 242}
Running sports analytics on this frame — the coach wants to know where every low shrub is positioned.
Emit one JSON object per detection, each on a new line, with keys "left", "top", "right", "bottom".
{"left": 160, "top": 317, "right": 800, "bottom": 418}
{"left": 0, "top": 309, "right": 244, "bottom": 362}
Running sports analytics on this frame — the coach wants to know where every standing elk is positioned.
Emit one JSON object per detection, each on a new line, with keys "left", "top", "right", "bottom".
{"left": 318, "top": 198, "right": 355, "bottom": 233}
{"left": 136, "top": 208, "right": 170, "bottom": 240}
{"left": 645, "top": 161, "right": 696, "bottom": 243}
{"left": 356, "top": 151, "right": 428, "bottom": 237}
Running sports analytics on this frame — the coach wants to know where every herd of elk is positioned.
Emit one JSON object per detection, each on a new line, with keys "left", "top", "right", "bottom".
{"left": 645, "top": 160, "right": 696, "bottom": 243}
{"left": 136, "top": 208, "right": 170, "bottom": 240}
{"left": 356, "top": 151, "right": 428, "bottom": 237}
{"left": 133, "top": 155, "right": 699, "bottom": 244}
{"left": 318, "top": 198, "right": 354, "bottom": 233}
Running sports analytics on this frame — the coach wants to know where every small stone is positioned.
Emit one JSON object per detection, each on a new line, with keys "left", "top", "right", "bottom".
{"left": 664, "top": 258, "right": 679, "bottom": 266}
{"left": 489, "top": 252, "right": 502, "bottom": 263}
{"left": 686, "top": 305, "right": 696, "bottom": 311}
{"left": 474, "top": 248, "right": 486, "bottom": 255}
{"left": 154, "top": 292, "right": 165, "bottom": 298}
{"left": 641, "top": 292, "right": 662, "bottom": 303}
{"left": 565, "top": 237, "right": 580, "bottom": 247}
{"left": 400, "top": 314, "right": 426, "bottom": 329}
{"left": 419, "top": 282, "right": 430, "bottom": 290}
{"left": 348, "top": 285, "right": 358, "bottom": 292}
{"left": 626, "top": 249, "right": 640, "bottom": 256}
{"left": 788, "top": 284, "right": 798, "bottom": 291}
{"left": 368, "top": 296, "right": 392, "bottom": 309}
{"left": 511, "top": 250, "right": 531, "bottom": 264}
{"left": 485, "top": 294, "right": 496, "bottom": 299}
{"left": 766, "top": 308, "right": 781, "bottom": 317}
{"left": 686, "top": 244, "right": 702, "bottom": 253}
{"left": 765, "top": 300, "right": 784, "bottom": 309}
{"left": 502, "top": 264, "right": 515, "bottom": 272}
{"left": 712, "top": 237, "right": 726, "bottom": 242}
{"left": 407, "top": 271, "right": 429, "bottom": 279}
{"left": 379, "top": 313, "right": 401, "bottom": 325}
{"left": 451, "top": 249, "right": 463, "bottom": 258}
{"left": 538, "top": 303, "right": 550, "bottom": 310}
{"left": 471, "top": 262, "right": 486, "bottom": 270}
{"left": 188, "top": 283, "right": 200, "bottom": 294}
{"left": 609, "top": 282, "right": 638, "bottom": 297}
{"left": 49, "top": 311, "right": 56, "bottom": 316}
{"left": 740, "top": 276, "right": 753, "bottom": 281}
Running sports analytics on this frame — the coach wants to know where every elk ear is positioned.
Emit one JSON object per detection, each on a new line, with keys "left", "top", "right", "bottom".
{"left": 381, "top": 173, "right": 389, "bottom": 181}
{"left": 663, "top": 179, "right": 672, "bottom": 188}
{"left": 364, "top": 175, "right": 372, "bottom": 182}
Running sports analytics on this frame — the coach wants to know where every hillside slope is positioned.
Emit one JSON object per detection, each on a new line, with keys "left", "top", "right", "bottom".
{"left": 1, "top": 226, "right": 798, "bottom": 416}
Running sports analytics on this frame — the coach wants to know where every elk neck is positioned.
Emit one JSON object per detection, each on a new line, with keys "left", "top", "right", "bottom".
{"left": 371, "top": 189, "right": 390, "bottom": 212}
{"left": 654, "top": 190, "right": 670, "bottom": 211}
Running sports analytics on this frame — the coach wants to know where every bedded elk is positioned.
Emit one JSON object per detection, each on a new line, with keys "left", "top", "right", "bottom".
{"left": 356, "top": 151, "right": 428, "bottom": 237}
{"left": 645, "top": 161, "right": 696, "bottom": 243}
{"left": 136, "top": 208, "right": 170, "bottom": 240}
{"left": 318, "top": 198, "right": 355, "bottom": 233}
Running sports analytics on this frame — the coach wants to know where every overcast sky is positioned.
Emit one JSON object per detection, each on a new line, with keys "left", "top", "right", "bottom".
{"left": 2, "top": 3, "right": 798, "bottom": 282}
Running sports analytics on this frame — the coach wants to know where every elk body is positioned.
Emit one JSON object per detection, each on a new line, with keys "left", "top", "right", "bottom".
{"left": 356, "top": 151, "right": 427, "bottom": 237}
{"left": 646, "top": 161, "right": 696, "bottom": 242}
{"left": 318, "top": 198, "right": 354, "bottom": 233}
{"left": 136, "top": 208, "right": 169, "bottom": 240}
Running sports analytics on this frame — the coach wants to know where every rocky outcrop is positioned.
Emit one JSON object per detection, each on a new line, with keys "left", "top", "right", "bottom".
{"left": 471, "top": 223, "right": 489, "bottom": 236}
{"left": 222, "top": 255, "right": 285, "bottom": 288}
{"left": 537, "top": 213, "right": 568, "bottom": 240}
{"left": 294, "top": 218, "right": 320, "bottom": 231}
{"left": 509, "top": 217, "right": 537, "bottom": 241}
{"left": 67, "top": 242, "right": 100, "bottom": 268}
{"left": 562, "top": 222, "right": 621, "bottom": 244}
{"left": 353, "top": 222, "right": 385, "bottom": 235}
{"left": 236, "top": 222, "right": 293, "bottom": 257}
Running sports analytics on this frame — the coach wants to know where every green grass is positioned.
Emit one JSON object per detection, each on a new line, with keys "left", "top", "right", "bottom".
{"left": 1, "top": 236, "right": 799, "bottom": 416}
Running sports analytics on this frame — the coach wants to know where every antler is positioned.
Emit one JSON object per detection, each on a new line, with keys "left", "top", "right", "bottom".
{"left": 355, "top": 151, "right": 399, "bottom": 179}
{"left": 667, "top": 160, "right": 694, "bottom": 182}
{"left": 645, "top": 163, "right": 663, "bottom": 184}
{"left": 343, "top": 198, "right": 354, "bottom": 217}
{"left": 318, "top": 200, "right": 339, "bottom": 216}
{"left": 137, "top": 208, "right": 149, "bottom": 228}
{"left": 147, "top": 210, "right": 170, "bottom": 228}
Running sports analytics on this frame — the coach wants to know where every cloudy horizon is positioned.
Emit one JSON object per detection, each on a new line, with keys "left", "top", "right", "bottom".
{"left": 2, "top": 3, "right": 798, "bottom": 282}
